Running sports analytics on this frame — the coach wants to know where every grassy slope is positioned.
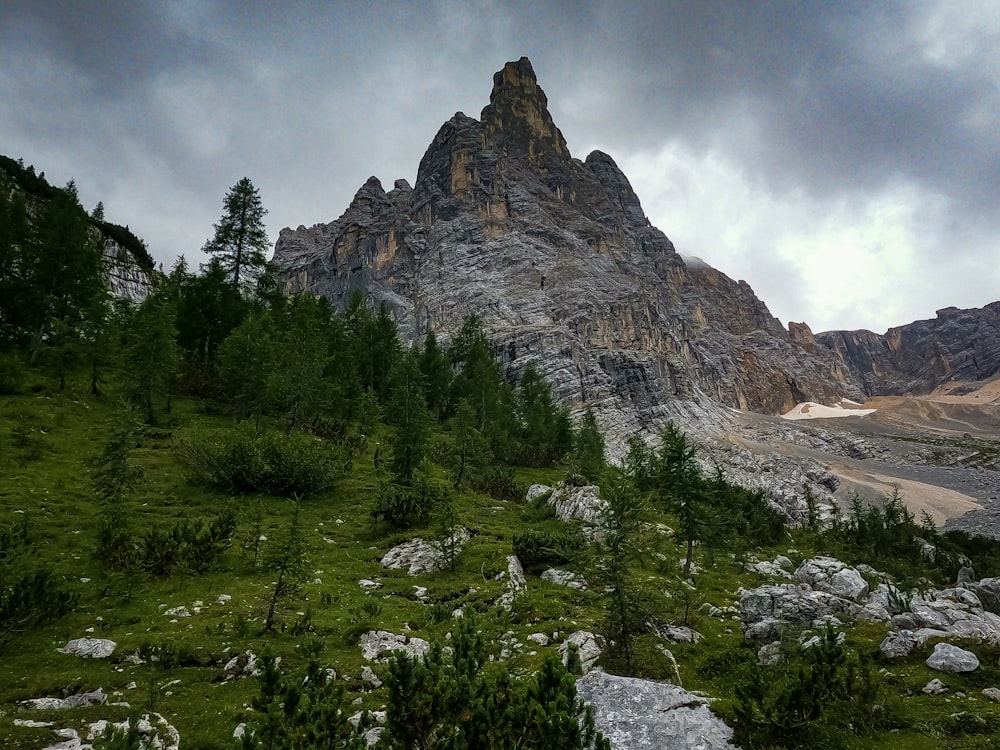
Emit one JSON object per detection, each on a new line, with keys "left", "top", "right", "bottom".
{"left": 1, "top": 374, "right": 999, "bottom": 749}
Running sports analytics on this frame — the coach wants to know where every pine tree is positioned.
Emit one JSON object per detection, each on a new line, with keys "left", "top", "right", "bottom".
{"left": 572, "top": 409, "right": 606, "bottom": 482}
{"left": 202, "top": 177, "right": 269, "bottom": 289}
{"left": 385, "top": 349, "right": 430, "bottom": 484}
{"left": 594, "top": 473, "right": 653, "bottom": 675}
{"left": 123, "top": 292, "right": 180, "bottom": 424}
{"left": 419, "top": 330, "right": 452, "bottom": 420}
{"left": 655, "top": 421, "right": 712, "bottom": 577}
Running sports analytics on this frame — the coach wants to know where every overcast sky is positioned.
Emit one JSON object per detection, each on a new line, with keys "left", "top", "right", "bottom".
{"left": 2, "top": 1, "right": 997, "bottom": 333}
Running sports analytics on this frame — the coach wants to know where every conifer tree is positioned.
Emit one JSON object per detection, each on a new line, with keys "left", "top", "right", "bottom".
{"left": 419, "top": 330, "right": 452, "bottom": 420}
{"left": 385, "top": 349, "right": 430, "bottom": 484}
{"left": 202, "top": 177, "right": 269, "bottom": 289}
{"left": 655, "top": 421, "right": 712, "bottom": 577}
{"left": 123, "top": 292, "right": 180, "bottom": 423}
{"left": 572, "top": 408, "right": 606, "bottom": 482}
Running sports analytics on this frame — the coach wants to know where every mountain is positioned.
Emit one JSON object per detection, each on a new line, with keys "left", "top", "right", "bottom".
{"left": 815, "top": 303, "right": 1000, "bottom": 396}
{"left": 271, "top": 58, "right": 863, "bottom": 446}
{"left": 0, "top": 155, "right": 152, "bottom": 301}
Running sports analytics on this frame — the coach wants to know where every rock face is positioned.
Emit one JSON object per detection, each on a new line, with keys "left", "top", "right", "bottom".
{"left": 575, "top": 670, "right": 737, "bottom": 750}
{"left": 272, "top": 57, "right": 862, "bottom": 443}
{"left": 816, "top": 303, "right": 1000, "bottom": 396}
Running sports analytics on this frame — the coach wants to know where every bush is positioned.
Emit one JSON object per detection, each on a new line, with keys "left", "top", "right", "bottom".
{"left": 176, "top": 427, "right": 345, "bottom": 497}
{"left": 0, "top": 351, "right": 24, "bottom": 394}
{"left": 372, "top": 476, "right": 445, "bottom": 529}
{"left": 512, "top": 529, "right": 581, "bottom": 573}
{"left": 730, "top": 625, "right": 896, "bottom": 749}
{"left": 468, "top": 464, "right": 522, "bottom": 502}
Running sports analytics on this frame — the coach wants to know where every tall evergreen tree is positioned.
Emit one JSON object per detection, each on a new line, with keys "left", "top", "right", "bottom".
{"left": 418, "top": 330, "right": 452, "bottom": 420}
{"left": 655, "top": 421, "right": 713, "bottom": 576}
{"left": 202, "top": 177, "right": 269, "bottom": 289}
{"left": 571, "top": 408, "right": 606, "bottom": 482}
{"left": 123, "top": 292, "right": 180, "bottom": 423}
{"left": 385, "top": 349, "right": 431, "bottom": 484}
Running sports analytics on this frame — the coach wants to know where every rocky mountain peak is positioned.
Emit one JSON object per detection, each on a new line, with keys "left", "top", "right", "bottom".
{"left": 480, "top": 56, "right": 568, "bottom": 160}
{"left": 273, "top": 59, "right": 867, "bottom": 443}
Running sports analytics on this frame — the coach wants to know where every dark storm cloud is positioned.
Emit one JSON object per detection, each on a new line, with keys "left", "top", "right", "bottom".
{"left": 0, "top": 1, "right": 996, "bottom": 331}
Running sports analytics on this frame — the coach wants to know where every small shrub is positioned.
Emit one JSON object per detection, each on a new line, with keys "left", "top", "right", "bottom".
{"left": 469, "top": 465, "right": 521, "bottom": 502}
{"left": 176, "top": 427, "right": 345, "bottom": 497}
{"left": 512, "top": 529, "right": 581, "bottom": 573}
{"left": 372, "top": 476, "right": 445, "bottom": 529}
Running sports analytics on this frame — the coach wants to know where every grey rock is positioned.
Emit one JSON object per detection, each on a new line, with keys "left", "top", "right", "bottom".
{"left": 926, "top": 642, "right": 980, "bottom": 673}
{"left": 982, "top": 687, "right": 1000, "bottom": 702}
{"left": 922, "top": 678, "right": 949, "bottom": 695}
{"left": 559, "top": 630, "right": 602, "bottom": 674}
{"left": 58, "top": 638, "right": 116, "bottom": 659}
{"left": 360, "top": 630, "right": 430, "bottom": 663}
{"left": 541, "top": 568, "right": 588, "bottom": 590}
{"left": 21, "top": 688, "right": 106, "bottom": 711}
{"left": 817, "top": 303, "right": 1000, "bottom": 397}
{"left": 506, "top": 555, "right": 527, "bottom": 590}
{"left": 381, "top": 529, "right": 470, "bottom": 575}
{"left": 576, "top": 670, "right": 737, "bottom": 750}
{"left": 527, "top": 632, "right": 550, "bottom": 646}
{"left": 794, "top": 557, "right": 869, "bottom": 601}
{"left": 361, "top": 665, "right": 382, "bottom": 689}
{"left": 272, "top": 57, "right": 868, "bottom": 472}
{"left": 758, "top": 642, "right": 783, "bottom": 666}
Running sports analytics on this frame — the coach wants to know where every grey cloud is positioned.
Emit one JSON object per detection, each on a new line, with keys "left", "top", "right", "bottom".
{"left": 0, "top": 1, "right": 996, "bottom": 330}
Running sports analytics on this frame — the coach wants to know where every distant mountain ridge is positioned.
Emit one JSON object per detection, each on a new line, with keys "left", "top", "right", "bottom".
{"left": 815, "top": 303, "right": 1000, "bottom": 397}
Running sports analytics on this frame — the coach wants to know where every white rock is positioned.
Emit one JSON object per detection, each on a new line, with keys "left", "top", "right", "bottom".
{"left": 525, "top": 484, "right": 552, "bottom": 502}
{"left": 507, "top": 556, "right": 527, "bottom": 590}
{"left": 559, "top": 631, "right": 601, "bottom": 674}
{"left": 360, "top": 630, "right": 430, "bottom": 662}
{"left": 547, "top": 483, "right": 605, "bottom": 524}
{"left": 359, "top": 579, "right": 382, "bottom": 592}
{"left": 758, "top": 642, "right": 783, "bottom": 666}
{"left": 163, "top": 606, "right": 191, "bottom": 618}
{"left": 14, "top": 719, "right": 55, "bottom": 728}
{"left": 527, "top": 632, "right": 550, "bottom": 646}
{"left": 926, "top": 642, "right": 980, "bottom": 673}
{"left": 381, "top": 529, "right": 471, "bottom": 576}
{"left": 576, "top": 671, "right": 737, "bottom": 749}
{"left": 362, "top": 665, "right": 383, "bottom": 688}
{"left": 233, "top": 723, "right": 246, "bottom": 738}
{"left": 982, "top": 687, "right": 1000, "bottom": 702}
{"left": 541, "top": 568, "right": 587, "bottom": 590}
{"left": 923, "top": 678, "right": 949, "bottom": 695}
{"left": 217, "top": 594, "right": 231, "bottom": 605}
{"left": 58, "top": 638, "right": 117, "bottom": 659}
{"left": 794, "top": 557, "right": 869, "bottom": 601}
{"left": 21, "top": 688, "right": 106, "bottom": 711}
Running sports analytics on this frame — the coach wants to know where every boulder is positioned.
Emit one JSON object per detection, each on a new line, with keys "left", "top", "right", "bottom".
{"left": 547, "top": 483, "right": 605, "bottom": 524}
{"left": 360, "top": 630, "right": 430, "bottom": 662}
{"left": 507, "top": 555, "right": 527, "bottom": 590}
{"left": 794, "top": 557, "right": 869, "bottom": 601}
{"left": 559, "top": 631, "right": 602, "bottom": 674}
{"left": 926, "top": 642, "right": 980, "bottom": 673}
{"left": 541, "top": 568, "right": 588, "bottom": 590}
{"left": 58, "top": 638, "right": 116, "bottom": 659}
{"left": 381, "top": 529, "right": 471, "bottom": 576}
{"left": 922, "top": 678, "right": 949, "bottom": 695}
{"left": 527, "top": 632, "right": 550, "bottom": 646}
{"left": 361, "top": 665, "right": 382, "bottom": 689}
{"left": 982, "top": 687, "right": 1000, "bottom": 703}
{"left": 575, "top": 671, "right": 737, "bottom": 750}
{"left": 21, "top": 688, "right": 106, "bottom": 711}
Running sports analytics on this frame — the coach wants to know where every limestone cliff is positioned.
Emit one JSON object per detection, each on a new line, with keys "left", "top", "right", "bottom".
{"left": 272, "top": 57, "right": 862, "bottom": 441}
{"left": 817, "top": 303, "right": 1000, "bottom": 396}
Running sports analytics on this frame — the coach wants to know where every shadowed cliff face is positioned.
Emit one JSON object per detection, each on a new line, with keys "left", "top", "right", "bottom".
{"left": 272, "top": 57, "right": 861, "bottom": 441}
{"left": 816, "top": 303, "right": 1000, "bottom": 396}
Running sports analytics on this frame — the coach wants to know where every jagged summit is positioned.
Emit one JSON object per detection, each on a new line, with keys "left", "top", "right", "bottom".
{"left": 481, "top": 57, "right": 568, "bottom": 159}
{"left": 272, "top": 59, "right": 863, "bottom": 445}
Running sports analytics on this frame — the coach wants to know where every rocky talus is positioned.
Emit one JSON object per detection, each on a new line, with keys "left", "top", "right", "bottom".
{"left": 272, "top": 57, "right": 862, "bottom": 446}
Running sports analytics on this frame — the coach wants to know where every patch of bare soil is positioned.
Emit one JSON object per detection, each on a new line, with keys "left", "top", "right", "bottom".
{"left": 828, "top": 462, "right": 982, "bottom": 525}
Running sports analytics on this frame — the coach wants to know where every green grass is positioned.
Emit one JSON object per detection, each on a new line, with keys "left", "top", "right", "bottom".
{"left": 2, "top": 372, "right": 1000, "bottom": 749}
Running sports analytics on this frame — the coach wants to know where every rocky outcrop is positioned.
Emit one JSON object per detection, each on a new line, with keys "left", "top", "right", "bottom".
{"left": 817, "top": 303, "right": 1000, "bottom": 396}
{"left": 272, "top": 58, "right": 862, "bottom": 444}
{"left": 575, "top": 671, "right": 737, "bottom": 750}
